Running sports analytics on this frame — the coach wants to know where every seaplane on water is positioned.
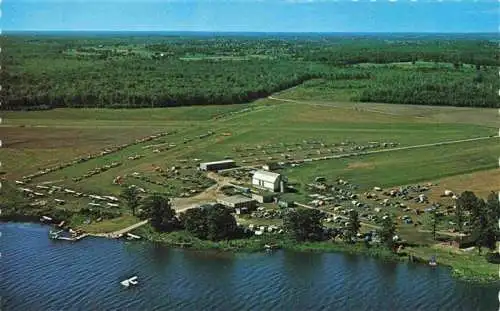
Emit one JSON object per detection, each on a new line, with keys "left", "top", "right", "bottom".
{"left": 120, "top": 276, "right": 139, "bottom": 287}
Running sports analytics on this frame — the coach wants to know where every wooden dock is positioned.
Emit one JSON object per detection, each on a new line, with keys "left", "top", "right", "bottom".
{"left": 90, "top": 219, "right": 149, "bottom": 239}
{"left": 50, "top": 220, "right": 149, "bottom": 242}
{"left": 51, "top": 233, "right": 88, "bottom": 242}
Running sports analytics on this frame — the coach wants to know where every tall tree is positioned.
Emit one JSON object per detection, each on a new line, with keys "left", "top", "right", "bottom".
{"left": 179, "top": 207, "right": 209, "bottom": 239}
{"left": 205, "top": 204, "right": 238, "bottom": 241}
{"left": 455, "top": 202, "right": 464, "bottom": 233}
{"left": 456, "top": 191, "right": 481, "bottom": 232}
{"left": 380, "top": 216, "right": 396, "bottom": 250}
{"left": 474, "top": 194, "right": 499, "bottom": 253}
{"left": 431, "top": 210, "right": 442, "bottom": 241}
{"left": 485, "top": 192, "right": 500, "bottom": 223}
{"left": 283, "top": 208, "right": 324, "bottom": 242}
{"left": 120, "top": 185, "right": 139, "bottom": 216}
{"left": 179, "top": 204, "right": 237, "bottom": 241}
{"left": 0, "top": 181, "right": 30, "bottom": 217}
{"left": 457, "top": 191, "right": 480, "bottom": 216}
{"left": 140, "top": 193, "right": 176, "bottom": 232}
{"left": 344, "top": 210, "right": 361, "bottom": 243}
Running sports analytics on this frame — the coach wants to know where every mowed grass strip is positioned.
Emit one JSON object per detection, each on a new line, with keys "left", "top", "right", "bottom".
{"left": 2, "top": 105, "right": 247, "bottom": 122}
{"left": 202, "top": 125, "right": 493, "bottom": 150}
{"left": 285, "top": 139, "right": 500, "bottom": 191}
{"left": 2, "top": 122, "right": 214, "bottom": 181}
{"left": 0, "top": 126, "right": 168, "bottom": 178}
{"left": 77, "top": 215, "right": 140, "bottom": 233}
{"left": 274, "top": 84, "right": 498, "bottom": 128}
{"left": 3, "top": 99, "right": 497, "bottom": 197}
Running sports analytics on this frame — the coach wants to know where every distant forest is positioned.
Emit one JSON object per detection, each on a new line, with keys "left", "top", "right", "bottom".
{"left": 1, "top": 34, "right": 498, "bottom": 109}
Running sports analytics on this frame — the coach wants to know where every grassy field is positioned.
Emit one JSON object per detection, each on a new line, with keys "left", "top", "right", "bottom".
{"left": 77, "top": 215, "right": 140, "bottom": 233}
{"left": 2, "top": 87, "right": 498, "bottom": 281}
{"left": 2, "top": 91, "right": 497, "bottom": 201}
{"left": 406, "top": 244, "right": 499, "bottom": 283}
{"left": 284, "top": 139, "right": 499, "bottom": 191}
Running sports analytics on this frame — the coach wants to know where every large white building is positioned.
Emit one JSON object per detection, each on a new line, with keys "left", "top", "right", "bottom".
{"left": 252, "top": 170, "right": 284, "bottom": 193}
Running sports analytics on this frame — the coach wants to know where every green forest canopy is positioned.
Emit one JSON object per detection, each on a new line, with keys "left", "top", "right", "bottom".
{"left": 1, "top": 33, "right": 498, "bottom": 109}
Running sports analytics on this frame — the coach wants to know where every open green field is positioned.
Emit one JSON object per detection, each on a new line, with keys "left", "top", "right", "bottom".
{"left": 284, "top": 139, "right": 498, "bottom": 191}
{"left": 2, "top": 89, "right": 497, "bottom": 205}
{"left": 1, "top": 33, "right": 498, "bottom": 282}
{"left": 2, "top": 86, "right": 498, "bottom": 281}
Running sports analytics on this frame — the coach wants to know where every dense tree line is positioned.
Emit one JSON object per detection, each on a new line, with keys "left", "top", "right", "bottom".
{"left": 130, "top": 188, "right": 239, "bottom": 241}
{"left": 300, "top": 39, "right": 499, "bottom": 66}
{"left": 283, "top": 208, "right": 325, "bottom": 241}
{"left": 358, "top": 67, "right": 498, "bottom": 108}
{"left": 455, "top": 191, "right": 499, "bottom": 254}
{"left": 1, "top": 35, "right": 498, "bottom": 110}
{"left": 179, "top": 204, "right": 238, "bottom": 241}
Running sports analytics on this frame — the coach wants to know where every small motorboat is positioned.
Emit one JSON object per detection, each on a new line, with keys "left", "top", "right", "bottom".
{"left": 121, "top": 276, "right": 138, "bottom": 287}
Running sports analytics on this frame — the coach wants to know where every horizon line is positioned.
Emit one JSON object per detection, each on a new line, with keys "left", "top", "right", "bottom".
{"left": 3, "top": 29, "right": 498, "bottom": 34}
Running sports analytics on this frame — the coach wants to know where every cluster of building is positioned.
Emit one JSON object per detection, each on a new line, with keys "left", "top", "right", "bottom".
{"left": 198, "top": 159, "right": 288, "bottom": 214}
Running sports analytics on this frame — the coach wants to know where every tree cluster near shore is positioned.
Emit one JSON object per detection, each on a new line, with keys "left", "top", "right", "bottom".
{"left": 455, "top": 191, "right": 499, "bottom": 254}
{"left": 134, "top": 190, "right": 239, "bottom": 241}
{"left": 180, "top": 204, "right": 238, "bottom": 241}
{"left": 282, "top": 207, "right": 398, "bottom": 251}
{"left": 283, "top": 208, "right": 324, "bottom": 242}
{"left": 1, "top": 35, "right": 498, "bottom": 110}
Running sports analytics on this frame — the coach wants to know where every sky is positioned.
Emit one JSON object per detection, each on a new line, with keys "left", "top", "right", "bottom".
{"left": 2, "top": 0, "right": 499, "bottom": 33}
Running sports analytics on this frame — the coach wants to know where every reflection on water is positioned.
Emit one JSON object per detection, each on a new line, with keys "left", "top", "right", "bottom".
{"left": 147, "top": 242, "right": 174, "bottom": 268}
{"left": 1, "top": 222, "right": 498, "bottom": 311}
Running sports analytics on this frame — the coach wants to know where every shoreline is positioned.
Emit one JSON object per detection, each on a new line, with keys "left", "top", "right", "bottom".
{"left": 2, "top": 219, "right": 498, "bottom": 284}
{"left": 141, "top": 235, "right": 500, "bottom": 284}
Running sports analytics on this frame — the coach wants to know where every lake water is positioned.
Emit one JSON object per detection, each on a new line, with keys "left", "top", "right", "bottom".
{"left": 1, "top": 222, "right": 498, "bottom": 311}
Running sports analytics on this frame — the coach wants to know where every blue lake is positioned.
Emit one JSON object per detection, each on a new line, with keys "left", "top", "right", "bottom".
{"left": 1, "top": 222, "right": 498, "bottom": 311}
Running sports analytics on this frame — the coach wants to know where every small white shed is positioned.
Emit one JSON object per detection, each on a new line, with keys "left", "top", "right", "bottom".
{"left": 252, "top": 170, "right": 283, "bottom": 192}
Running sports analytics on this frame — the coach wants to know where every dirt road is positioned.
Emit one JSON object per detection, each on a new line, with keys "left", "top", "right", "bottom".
{"left": 90, "top": 219, "right": 149, "bottom": 238}
{"left": 171, "top": 172, "right": 239, "bottom": 212}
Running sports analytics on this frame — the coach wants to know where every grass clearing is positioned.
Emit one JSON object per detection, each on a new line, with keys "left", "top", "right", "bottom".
{"left": 3, "top": 98, "right": 496, "bottom": 196}
{"left": 424, "top": 168, "right": 500, "bottom": 200}
{"left": 3, "top": 105, "right": 247, "bottom": 122}
{"left": 77, "top": 215, "right": 140, "bottom": 233}
{"left": 274, "top": 84, "right": 498, "bottom": 128}
{"left": 407, "top": 245, "right": 498, "bottom": 282}
{"left": 285, "top": 139, "right": 499, "bottom": 191}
